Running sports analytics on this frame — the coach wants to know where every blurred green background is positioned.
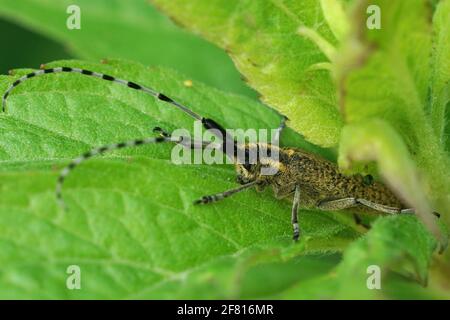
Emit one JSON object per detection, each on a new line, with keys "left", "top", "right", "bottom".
{"left": 0, "top": 0, "right": 255, "bottom": 98}
{"left": 0, "top": 17, "right": 72, "bottom": 75}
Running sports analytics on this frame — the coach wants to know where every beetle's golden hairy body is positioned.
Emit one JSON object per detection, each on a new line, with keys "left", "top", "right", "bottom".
{"left": 236, "top": 144, "right": 405, "bottom": 213}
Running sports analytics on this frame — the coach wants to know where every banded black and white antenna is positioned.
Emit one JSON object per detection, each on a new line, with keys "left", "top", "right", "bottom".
{"left": 2, "top": 65, "right": 241, "bottom": 151}
{"left": 2, "top": 65, "right": 245, "bottom": 209}
{"left": 2, "top": 66, "right": 202, "bottom": 120}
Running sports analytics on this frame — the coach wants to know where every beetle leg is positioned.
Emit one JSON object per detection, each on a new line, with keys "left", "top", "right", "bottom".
{"left": 193, "top": 181, "right": 257, "bottom": 205}
{"left": 317, "top": 197, "right": 400, "bottom": 214}
{"left": 318, "top": 197, "right": 441, "bottom": 218}
{"left": 317, "top": 197, "right": 359, "bottom": 211}
{"left": 291, "top": 185, "right": 301, "bottom": 241}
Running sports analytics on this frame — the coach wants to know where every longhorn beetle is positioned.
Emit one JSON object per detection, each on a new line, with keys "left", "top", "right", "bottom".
{"left": 2, "top": 65, "right": 440, "bottom": 241}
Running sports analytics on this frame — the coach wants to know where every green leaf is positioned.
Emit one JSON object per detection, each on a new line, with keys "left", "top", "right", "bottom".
{"left": 334, "top": 215, "right": 439, "bottom": 299}
{"left": 320, "top": 0, "right": 350, "bottom": 42}
{"left": 339, "top": 120, "right": 447, "bottom": 250}
{"left": 0, "top": 59, "right": 358, "bottom": 298}
{"left": 150, "top": 0, "right": 450, "bottom": 291}
{"left": 429, "top": 0, "right": 450, "bottom": 150}
{"left": 151, "top": 0, "right": 346, "bottom": 147}
{"left": 128, "top": 250, "right": 341, "bottom": 299}
{"left": 429, "top": 0, "right": 450, "bottom": 139}
{"left": 336, "top": 0, "right": 450, "bottom": 230}
{"left": 150, "top": 0, "right": 449, "bottom": 220}
{"left": 0, "top": 0, "right": 254, "bottom": 97}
